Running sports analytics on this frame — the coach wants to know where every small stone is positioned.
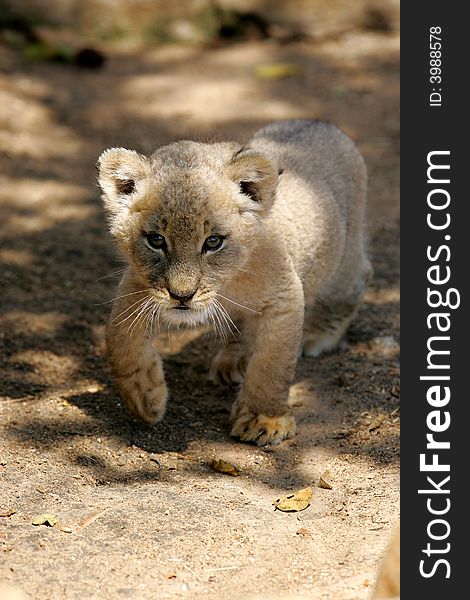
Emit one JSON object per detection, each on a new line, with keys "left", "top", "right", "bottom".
{"left": 337, "top": 374, "right": 350, "bottom": 387}
{"left": 318, "top": 470, "right": 333, "bottom": 490}
{"left": 59, "top": 526, "right": 73, "bottom": 533}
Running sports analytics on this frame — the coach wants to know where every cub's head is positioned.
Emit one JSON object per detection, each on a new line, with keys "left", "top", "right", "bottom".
{"left": 97, "top": 140, "right": 278, "bottom": 327}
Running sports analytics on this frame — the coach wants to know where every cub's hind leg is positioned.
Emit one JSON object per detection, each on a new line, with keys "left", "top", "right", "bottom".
{"left": 301, "top": 298, "right": 359, "bottom": 357}
{"left": 302, "top": 261, "right": 372, "bottom": 357}
{"left": 210, "top": 338, "right": 245, "bottom": 385}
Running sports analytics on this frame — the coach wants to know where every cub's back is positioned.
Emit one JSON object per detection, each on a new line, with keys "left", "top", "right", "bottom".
{"left": 248, "top": 120, "right": 369, "bottom": 293}
{"left": 250, "top": 119, "right": 367, "bottom": 216}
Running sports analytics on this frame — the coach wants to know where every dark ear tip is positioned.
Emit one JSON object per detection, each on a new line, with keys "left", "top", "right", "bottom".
{"left": 278, "top": 167, "right": 284, "bottom": 175}
{"left": 116, "top": 179, "right": 135, "bottom": 195}
{"left": 239, "top": 180, "right": 259, "bottom": 202}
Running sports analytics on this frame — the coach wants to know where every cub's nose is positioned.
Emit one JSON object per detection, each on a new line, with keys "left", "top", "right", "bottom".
{"left": 168, "top": 289, "right": 197, "bottom": 303}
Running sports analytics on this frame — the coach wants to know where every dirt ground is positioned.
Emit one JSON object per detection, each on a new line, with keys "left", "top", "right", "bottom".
{"left": 0, "top": 29, "right": 399, "bottom": 600}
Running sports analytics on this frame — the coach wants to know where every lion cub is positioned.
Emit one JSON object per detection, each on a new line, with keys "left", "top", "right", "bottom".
{"left": 98, "top": 120, "right": 371, "bottom": 446}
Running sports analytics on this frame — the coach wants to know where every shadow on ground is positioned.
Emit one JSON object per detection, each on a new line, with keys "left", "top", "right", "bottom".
{"left": 1, "top": 32, "right": 399, "bottom": 495}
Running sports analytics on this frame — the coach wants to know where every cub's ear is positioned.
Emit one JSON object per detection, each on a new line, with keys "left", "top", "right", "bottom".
{"left": 227, "top": 147, "right": 278, "bottom": 211}
{"left": 97, "top": 147, "right": 150, "bottom": 215}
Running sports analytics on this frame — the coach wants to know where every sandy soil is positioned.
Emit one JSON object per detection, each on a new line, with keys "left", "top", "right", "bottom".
{"left": 0, "top": 30, "right": 399, "bottom": 600}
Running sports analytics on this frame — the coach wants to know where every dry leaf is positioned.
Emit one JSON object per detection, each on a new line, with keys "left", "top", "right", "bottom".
{"left": 0, "top": 508, "right": 16, "bottom": 517}
{"left": 211, "top": 459, "right": 240, "bottom": 477}
{"left": 296, "top": 527, "right": 311, "bottom": 537}
{"left": 318, "top": 470, "right": 333, "bottom": 490}
{"left": 273, "top": 487, "right": 312, "bottom": 512}
{"left": 77, "top": 509, "right": 107, "bottom": 530}
{"left": 369, "top": 415, "right": 385, "bottom": 432}
{"left": 255, "top": 63, "right": 303, "bottom": 80}
{"left": 32, "top": 513, "right": 58, "bottom": 527}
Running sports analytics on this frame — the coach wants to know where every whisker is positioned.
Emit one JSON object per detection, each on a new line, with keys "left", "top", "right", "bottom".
{"left": 143, "top": 303, "right": 154, "bottom": 337}
{"left": 126, "top": 301, "right": 151, "bottom": 334}
{"left": 215, "top": 314, "right": 228, "bottom": 344}
{"left": 207, "top": 311, "right": 215, "bottom": 338}
{"left": 128, "top": 298, "right": 154, "bottom": 336}
{"left": 96, "top": 269, "right": 127, "bottom": 282}
{"left": 127, "top": 311, "right": 145, "bottom": 336}
{"left": 111, "top": 296, "right": 152, "bottom": 323}
{"left": 145, "top": 307, "right": 156, "bottom": 337}
{"left": 209, "top": 301, "right": 227, "bottom": 344}
{"left": 128, "top": 302, "right": 151, "bottom": 336}
{"left": 215, "top": 293, "right": 261, "bottom": 314}
{"left": 95, "top": 288, "right": 153, "bottom": 306}
{"left": 149, "top": 304, "right": 158, "bottom": 336}
{"left": 114, "top": 296, "right": 151, "bottom": 327}
{"left": 155, "top": 302, "right": 165, "bottom": 337}
{"left": 213, "top": 299, "right": 238, "bottom": 342}
{"left": 147, "top": 299, "right": 163, "bottom": 338}
{"left": 214, "top": 299, "right": 241, "bottom": 337}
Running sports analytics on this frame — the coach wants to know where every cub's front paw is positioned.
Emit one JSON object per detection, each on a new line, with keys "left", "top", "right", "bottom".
{"left": 230, "top": 407, "right": 296, "bottom": 446}
{"left": 115, "top": 366, "right": 168, "bottom": 425}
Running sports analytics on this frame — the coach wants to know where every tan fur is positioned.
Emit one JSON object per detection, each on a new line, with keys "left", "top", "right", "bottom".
{"left": 373, "top": 529, "right": 400, "bottom": 599}
{"left": 98, "top": 120, "right": 371, "bottom": 445}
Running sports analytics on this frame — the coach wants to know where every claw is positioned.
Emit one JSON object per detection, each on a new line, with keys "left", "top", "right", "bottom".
{"left": 231, "top": 411, "right": 296, "bottom": 446}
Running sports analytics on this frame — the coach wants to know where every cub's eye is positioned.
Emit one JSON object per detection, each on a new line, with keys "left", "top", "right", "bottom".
{"left": 145, "top": 233, "right": 167, "bottom": 251}
{"left": 203, "top": 235, "right": 224, "bottom": 253}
